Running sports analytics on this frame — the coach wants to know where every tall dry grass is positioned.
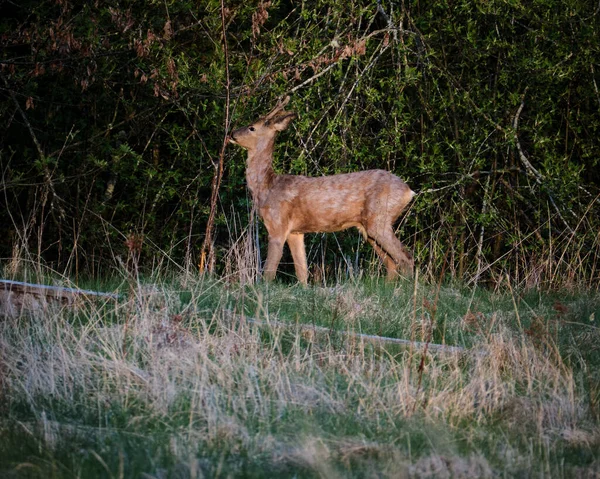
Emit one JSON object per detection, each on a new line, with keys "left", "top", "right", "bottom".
{"left": 1, "top": 273, "right": 599, "bottom": 477}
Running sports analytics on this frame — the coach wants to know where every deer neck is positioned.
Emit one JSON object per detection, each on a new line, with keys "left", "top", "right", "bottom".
{"left": 246, "top": 142, "right": 276, "bottom": 206}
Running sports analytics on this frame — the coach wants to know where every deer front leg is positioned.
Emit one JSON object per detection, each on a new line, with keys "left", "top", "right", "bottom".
{"left": 287, "top": 233, "right": 308, "bottom": 284}
{"left": 263, "top": 236, "right": 285, "bottom": 281}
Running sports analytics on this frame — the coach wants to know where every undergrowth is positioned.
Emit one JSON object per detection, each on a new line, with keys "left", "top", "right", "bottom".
{"left": 1, "top": 273, "right": 599, "bottom": 478}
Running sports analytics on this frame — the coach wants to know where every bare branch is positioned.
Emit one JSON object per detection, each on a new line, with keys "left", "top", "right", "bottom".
{"left": 199, "top": 0, "right": 232, "bottom": 273}
{"left": 1, "top": 73, "right": 66, "bottom": 219}
{"left": 287, "top": 62, "right": 339, "bottom": 95}
{"left": 591, "top": 63, "right": 600, "bottom": 110}
{"left": 513, "top": 88, "right": 543, "bottom": 183}
{"left": 1, "top": 74, "right": 44, "bottom": 160}
{"left": 513, "top": 89, "right": 574, "bottom": 234}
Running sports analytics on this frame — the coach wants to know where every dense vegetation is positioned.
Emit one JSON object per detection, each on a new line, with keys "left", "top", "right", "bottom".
{"left": 2, "top": 0, "right": 599, "bottom": 286}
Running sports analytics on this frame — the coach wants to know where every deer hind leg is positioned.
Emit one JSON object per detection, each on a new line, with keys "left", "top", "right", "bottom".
{"left": 366, "top": 224, "right": 414, "bottom": 278}
{"left": 366, "top": 237, "right": 399, "bottom": 281}
{"left": 287, "top": 233, "right": 308, "bottom": 285}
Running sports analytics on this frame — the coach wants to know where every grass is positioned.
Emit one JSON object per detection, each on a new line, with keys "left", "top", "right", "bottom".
{"left": 1, "top": 272, "right": 599, "bottom": 478}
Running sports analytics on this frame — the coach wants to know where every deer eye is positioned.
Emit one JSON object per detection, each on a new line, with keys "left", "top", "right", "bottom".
{"left": 248, "top": 126, "right": 255, "bottom": 132}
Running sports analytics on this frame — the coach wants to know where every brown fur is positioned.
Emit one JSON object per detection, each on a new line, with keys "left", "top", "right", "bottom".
{"left": 229, "top": 97, "right": 415, "bottom": 284}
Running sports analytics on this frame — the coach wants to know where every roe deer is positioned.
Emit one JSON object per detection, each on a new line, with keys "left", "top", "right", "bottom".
{"left": 228, "top": 97, "right": 415, "bottom": 284}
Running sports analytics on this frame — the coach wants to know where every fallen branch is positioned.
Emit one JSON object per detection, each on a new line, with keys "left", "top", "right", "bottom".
{"left": 0, "top": 279, "right": 120, "bottom": 300}
{"left": 1, "top": 279, "right": 469, "bottom": 356}
{"left": 0, "top": 279, "right": 120, "bottom": 318}
{"left": 223, "top": 309, "right": 466, "bottom": 356}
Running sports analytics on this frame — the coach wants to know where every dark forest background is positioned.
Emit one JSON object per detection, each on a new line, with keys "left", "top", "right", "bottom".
{"left": 1, "top": 0, "right": 599, "bottom": 287}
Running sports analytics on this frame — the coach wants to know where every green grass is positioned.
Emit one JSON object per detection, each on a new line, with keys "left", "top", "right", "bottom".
{"left": 1, "top": 274, "right": 599, "bottom": 478}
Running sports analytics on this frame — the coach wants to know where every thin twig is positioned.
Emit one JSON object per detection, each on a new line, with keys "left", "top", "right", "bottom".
{"left": 513, "top": 89, "right": 574, "bottom": 234}
{"left": 377, "top": 0, "right": 399, "bottom": 41}
{"left": 1, "top": 73, "right": 66, "bottom": 220}
{"left": 591, "top": 63, "right": 600, "bottom": 110}
{"left": 513, "top": 88, "right": 542, "bottom": 183}
{"left": 286, "top": 27, "right": 402, "bottom": 96}
{"left": 199, "top": 0, "right": 231, "bottom": 272}
{"left": 1, "top": 75, "right": 44, "bottom": 159}
{"left": 287, "top": 62, "right": 339, "bottom": 95}
{"left": 474, "top": 174, "right": 491, "bottom": 283}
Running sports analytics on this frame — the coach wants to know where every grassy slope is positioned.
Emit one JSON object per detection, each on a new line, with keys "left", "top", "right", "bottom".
{"left": 0, "top": 276, "right": 599, "bottom": 478}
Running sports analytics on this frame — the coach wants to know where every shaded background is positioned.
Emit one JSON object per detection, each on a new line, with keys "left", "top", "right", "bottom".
{"left": 1, "top": 0, "right": 599, "bottom": 286}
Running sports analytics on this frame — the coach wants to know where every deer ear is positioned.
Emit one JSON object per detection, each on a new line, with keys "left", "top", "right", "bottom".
{"left": 270, "top": 112, "right": 297, "bottom": 131}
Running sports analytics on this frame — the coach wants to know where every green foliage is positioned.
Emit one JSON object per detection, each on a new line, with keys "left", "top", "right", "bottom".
{"left": 1, "top": 0, "right": 599, "bottom": 283}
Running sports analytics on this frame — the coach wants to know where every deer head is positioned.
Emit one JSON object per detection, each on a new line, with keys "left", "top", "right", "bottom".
{"left": 228, "top": 96, "right": 296, "bottom": 152}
